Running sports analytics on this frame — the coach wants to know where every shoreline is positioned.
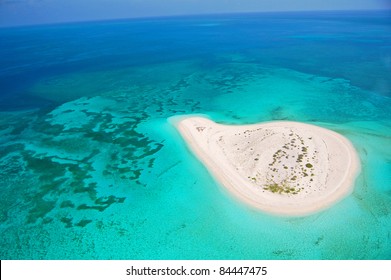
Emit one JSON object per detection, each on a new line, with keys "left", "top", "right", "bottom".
{"left": 174, "top": 116, "right": 361, "bottom": 216}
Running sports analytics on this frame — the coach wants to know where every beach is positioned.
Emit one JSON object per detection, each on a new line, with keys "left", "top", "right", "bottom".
{"left": 175, "top": 116, "right": 361, "bottom": 216}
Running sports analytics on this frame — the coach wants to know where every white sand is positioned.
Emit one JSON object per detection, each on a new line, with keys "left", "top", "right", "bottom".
{"left": 174, "top": 116, "right": 361, "bottom": 216}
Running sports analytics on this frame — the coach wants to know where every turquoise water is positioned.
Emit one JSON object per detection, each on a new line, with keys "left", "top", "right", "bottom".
{"left": 0, "top": 11, "right": 390, "bottom": 259}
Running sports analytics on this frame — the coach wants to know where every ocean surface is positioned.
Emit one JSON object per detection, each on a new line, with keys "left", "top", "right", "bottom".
{"left": 0, "top": 10, "right": 390, "bottom": 259}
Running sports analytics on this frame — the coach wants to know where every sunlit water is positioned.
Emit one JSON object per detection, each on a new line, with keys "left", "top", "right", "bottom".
{"left": 0, "top": 11, "right": 390, "bottom": 259}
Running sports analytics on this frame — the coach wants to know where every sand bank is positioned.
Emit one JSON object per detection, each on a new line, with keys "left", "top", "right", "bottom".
{"left": 174, "top": 116, "right": 360, "bottom": 216}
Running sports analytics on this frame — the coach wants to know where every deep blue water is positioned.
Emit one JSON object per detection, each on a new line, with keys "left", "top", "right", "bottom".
{"left": 1, "top": 10, "right": 390, "bottom": 110}
{"left": 0, "top": 10, "right": 390, "bottom": 259}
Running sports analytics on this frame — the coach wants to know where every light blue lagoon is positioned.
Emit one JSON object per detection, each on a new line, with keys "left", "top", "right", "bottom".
{"left": 0, "top": 11, "right": 390, "bottom": 259}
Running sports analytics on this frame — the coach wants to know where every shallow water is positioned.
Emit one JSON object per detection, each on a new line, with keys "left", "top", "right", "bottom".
{"left": 0, "top": 10, "right": 390, "bottom": 259}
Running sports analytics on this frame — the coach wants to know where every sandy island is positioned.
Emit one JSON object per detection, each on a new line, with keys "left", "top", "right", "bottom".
{"left": 174, "top": 116, "right": 360, "bottom": 216}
